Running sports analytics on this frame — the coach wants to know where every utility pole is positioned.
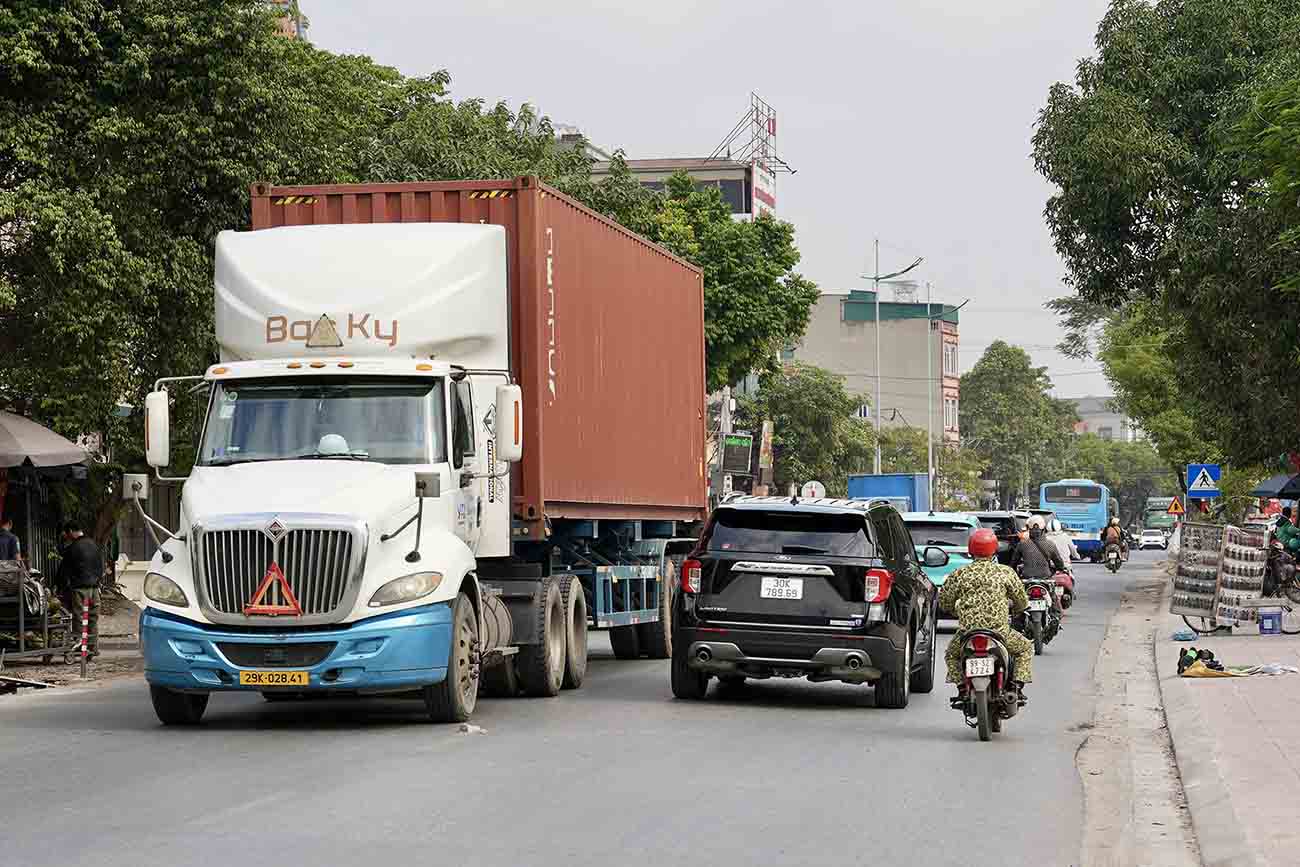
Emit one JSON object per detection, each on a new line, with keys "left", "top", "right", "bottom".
{"left": 865, "top": 241, "right": 923, "bottom": 476}
{"left": 715, "top": 384, "right": 733, "bottom": 501}
{"left": 926, "top": 281, "right": 934, "bottom": 509}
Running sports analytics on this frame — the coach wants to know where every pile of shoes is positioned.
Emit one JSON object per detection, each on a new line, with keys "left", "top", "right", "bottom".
{"left": 1177, "top": 647, "right": 1226, "bottom": 675}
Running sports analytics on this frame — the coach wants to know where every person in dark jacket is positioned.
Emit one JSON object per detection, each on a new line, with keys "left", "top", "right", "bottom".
{"left": 0, "top": 517, "right": 20, "bottom": 562}
{"left": 1011, "top": 516, "right": 1065, "bottom": 614}
{"left": 56, "top": 520, "right": 102, "bottom": 657}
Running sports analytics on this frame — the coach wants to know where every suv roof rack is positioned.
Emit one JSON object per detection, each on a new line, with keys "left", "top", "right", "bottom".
{"left": 718, "top": 494, "right": 893, "bottom": 512}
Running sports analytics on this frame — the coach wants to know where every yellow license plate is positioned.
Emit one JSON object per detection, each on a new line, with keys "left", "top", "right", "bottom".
{"left": 239, "top": 670, "right": 309, "bottom": 687}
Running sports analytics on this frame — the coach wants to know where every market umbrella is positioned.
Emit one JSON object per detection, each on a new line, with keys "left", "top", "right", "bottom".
{"left": 1250, "top": 473, "right": 1300, "bottom": 499}
{"left": 0, "top": 411, "right": 87, "bottom": 468}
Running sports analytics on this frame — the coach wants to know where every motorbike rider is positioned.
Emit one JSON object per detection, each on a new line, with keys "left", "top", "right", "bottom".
{"left": 1011, "top": 516, "right": 1066, "bottom": 614}
{"left": 940, "top": 528, "right": 1034, "bottom": 702}
{"left": 1046, "top": 518, "right": 1079, "bottom": 566}
{"left": 1100, "top": 517, "right": 1125, "bottom": 559}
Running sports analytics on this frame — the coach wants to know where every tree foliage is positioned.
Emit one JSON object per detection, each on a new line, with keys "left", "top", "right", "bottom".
{"left": 0, "top": 1, "right": 819, "bottom": 536}
{"left": 1032, "top": 0, "right": 1300, "bottom": 465}
{"left": 877, "top": 427, "right": 988, "bottom": 511}
{"left": 958, "top": 342, "right": 1077, "bottom": 507}
{"left": 1063, "top": 434, "right": 1179, "bottom": 525}
{"left": 733, "top": 363, "right": 874, "bottom": 497}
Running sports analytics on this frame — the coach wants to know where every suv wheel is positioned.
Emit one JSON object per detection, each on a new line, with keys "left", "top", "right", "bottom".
{"left": 911, "top": 618, "right": 936, "bottom": 695}
{"left": 670, "top": 634, "right": 709, "bottom": 700}
{"left": 874, "top": 628, "right": 911, "bottom": 709}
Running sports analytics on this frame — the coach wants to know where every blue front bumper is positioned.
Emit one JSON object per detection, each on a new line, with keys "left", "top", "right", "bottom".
{"left": 141, "top": 603, "right": 452, "bottom": 694}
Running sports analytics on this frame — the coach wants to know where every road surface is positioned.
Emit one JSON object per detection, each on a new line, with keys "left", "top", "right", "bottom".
{"left": 0, "top": 556, "right": 1160, "bottom": 867}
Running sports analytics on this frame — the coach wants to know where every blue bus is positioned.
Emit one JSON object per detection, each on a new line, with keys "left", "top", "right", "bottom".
{"left": 1040, "top": 479, "right": 1114, "bottom": 560}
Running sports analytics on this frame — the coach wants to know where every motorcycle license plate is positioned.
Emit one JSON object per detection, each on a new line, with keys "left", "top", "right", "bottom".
{"left": 760, "top": 576, "right": 803, "bottom": 600}
{"left": 1028, "top": 599, "right": 1049, "bottom": 611}
{"left": 965, "top": 657, "right": 995, "bottom": 677}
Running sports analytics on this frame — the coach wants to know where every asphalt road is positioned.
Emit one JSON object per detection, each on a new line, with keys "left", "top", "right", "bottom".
{"left": 0, "top": 553, "right": 1160, "bottom": 867}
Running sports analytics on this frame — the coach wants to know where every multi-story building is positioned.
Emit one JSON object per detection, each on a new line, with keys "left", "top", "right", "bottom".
{"left": 588, "top": 157, "right": 774, "bottom": 221}
{"left": 1070, "top": 396, "right": 1142, "bottom": 441}
{"left": 788, "top": 289, "right": 961, "bottom": 443}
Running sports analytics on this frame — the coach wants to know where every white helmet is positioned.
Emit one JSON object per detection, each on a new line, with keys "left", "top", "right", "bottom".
{"left": 1027, "top": 515, "right": 1045, "bottom": 531}
{"left": 1050, "top": 519, "right": 1063, "bottom": 534}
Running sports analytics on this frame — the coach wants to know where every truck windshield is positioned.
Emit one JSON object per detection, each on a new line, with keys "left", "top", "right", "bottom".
{"left": 197, "top": 378, "right": 446, "bottom": 466}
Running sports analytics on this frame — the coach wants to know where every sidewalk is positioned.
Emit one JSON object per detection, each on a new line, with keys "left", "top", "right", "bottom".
{"left": 1155, "top": 583, "right": 1300, "bottom": 867}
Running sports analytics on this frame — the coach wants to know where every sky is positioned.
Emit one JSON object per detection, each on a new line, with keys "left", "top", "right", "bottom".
{"left": 306, "top": 0, "right": 1114, "bottom": 397}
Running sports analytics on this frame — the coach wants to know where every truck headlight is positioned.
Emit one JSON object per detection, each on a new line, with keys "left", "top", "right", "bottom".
{"left": 144, "top": 572, "right": 188, "bottom": 607}
{"left": 368, "top": 572, "right": 443, "bottom": 607}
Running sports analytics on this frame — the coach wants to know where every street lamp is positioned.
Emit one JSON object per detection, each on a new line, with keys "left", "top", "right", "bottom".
{"left": 862, "top": 240, "right": 923, "bottom": 475}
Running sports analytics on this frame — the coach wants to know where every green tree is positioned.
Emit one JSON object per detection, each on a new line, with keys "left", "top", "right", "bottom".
{"left": 959, "top": 342, "right": 1078, "bottom": 507}
{"left": 1032, "top": 0, "right": 1300, "bottom": 465}
{"left": 877, "top": 426, "right": 988, "bottom": 510}
{"left": 733, "top": 363, "right": 873, "bottom": 497}
{"left": 1064, "top": 434, "right": 1179, "bottom": 525}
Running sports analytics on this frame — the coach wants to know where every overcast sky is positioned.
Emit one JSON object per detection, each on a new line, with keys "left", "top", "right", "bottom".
{"left": 307, "top": 0, "right": 1113, "bottom": 396}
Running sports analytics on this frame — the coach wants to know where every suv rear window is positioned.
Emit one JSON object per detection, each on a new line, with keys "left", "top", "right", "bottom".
{"left": 707, "top": 509, "right": 875, "bottom": 557}
{"left": 906, "top": 521, "right": 972, "bottom": 548}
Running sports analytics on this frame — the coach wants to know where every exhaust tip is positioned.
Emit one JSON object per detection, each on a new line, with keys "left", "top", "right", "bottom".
{"left": 846, "top": 655, "right": 863, "bottom": 671}
{"left": 696, "top": 647, "right": 713, "bottom": 663}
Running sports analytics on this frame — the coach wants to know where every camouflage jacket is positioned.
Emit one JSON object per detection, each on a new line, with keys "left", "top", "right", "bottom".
{"left": 938, "top": 558, "right": 1028, "bottom": 632}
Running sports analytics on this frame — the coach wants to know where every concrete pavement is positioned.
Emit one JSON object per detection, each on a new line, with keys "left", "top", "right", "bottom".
{"left": 1156, "top": 583, "right": 1300, "bottom": 867}
{"left": 1, "top": 561, "right": 1158, "bottom": 867}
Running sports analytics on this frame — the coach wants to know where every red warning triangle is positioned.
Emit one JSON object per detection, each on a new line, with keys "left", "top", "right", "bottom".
{"left": 243, "top": 561, "right": 303, "bottom": 616}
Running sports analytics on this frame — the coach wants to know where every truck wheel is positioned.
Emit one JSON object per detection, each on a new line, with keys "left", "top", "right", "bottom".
{"left": 517, "top": 577, "right": 565, "bottom": 697}
{"left": 423, "top": 592, "right": 480, "bottom": 723}
{"left": 479, "top": 657, "right": 519, "bottom": 698}
{"left": 637, "top": 558, "right": 676, "bottom": 659}
{"left": 560, "top": 576, "right": 589, "bottom": 690}
{"left": 609, "top": 625, "right": 641, "bottom": 660}
{"left": 874, "top": 629, "right": 911, "bottom": 709}
{"left": 670, "top": 634, "right": 709, "bottom": 700}
{"left": 150, "top": 686, "right": 209, "bottom": 726}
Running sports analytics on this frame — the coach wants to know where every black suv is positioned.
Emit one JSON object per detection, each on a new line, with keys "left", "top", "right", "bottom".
{"left": 671, "top": 496, "right": 947, "bottom": 708}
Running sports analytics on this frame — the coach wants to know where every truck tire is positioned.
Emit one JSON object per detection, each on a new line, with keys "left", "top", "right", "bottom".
{"left": 874, "top": 628, "right": 911, "bottom": 709}
{"left": 517, "top": 577, "right": 565, "bottom": 697}
{"left": 423, "top": 592, "right": 480, "bottom": 723}
{"left": 479, "top": 657, "right": 519, "bottom": 698}
{"left": 609, "top": 625, "right": 641, "bottom": 659}
{"left": 560, "top": 575, "right": 589, "bottom": 690}
{"left": 637, "top": 558, "right": 676, "bottom": 659}
{"left": 150, "top": 686, "right": 209, "bottom": 726}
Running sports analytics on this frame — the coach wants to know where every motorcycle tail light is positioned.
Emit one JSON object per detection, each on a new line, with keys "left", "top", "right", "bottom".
{"left": 1029, "top": 585, "right": 1045, "bottom": 600}
{"left": 968, "top": 634, "right": 991, "bottom": 654}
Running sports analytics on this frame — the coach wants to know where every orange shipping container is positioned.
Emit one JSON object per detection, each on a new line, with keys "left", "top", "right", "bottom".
{"left": 249, "top": 177, "right": 707, "bottom": 539}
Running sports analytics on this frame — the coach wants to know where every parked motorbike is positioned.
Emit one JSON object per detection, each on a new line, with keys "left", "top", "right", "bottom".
{"left": 950, "top": 630, "right": 1022, "bottom": 741}
{"left": 1012, "top": 579, "right": 1060, "bottom": 655}
{"left": 1105, "top": 544, "right": 1123, "bottom": 573}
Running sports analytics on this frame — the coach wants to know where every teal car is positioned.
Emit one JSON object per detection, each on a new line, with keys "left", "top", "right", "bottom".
{"left": 903, "top": 512, "right": 980, "bottom": 617}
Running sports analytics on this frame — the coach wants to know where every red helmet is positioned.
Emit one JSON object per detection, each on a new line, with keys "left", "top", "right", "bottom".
{"left": 968, "top": 528, "right": 999, "bottom": 559}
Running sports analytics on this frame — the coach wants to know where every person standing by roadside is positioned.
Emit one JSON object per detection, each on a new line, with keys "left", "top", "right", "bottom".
{"left": 56, "top": 521, "right": 102, "bottom": 658}
{"left": 0, "top": 517, "right": 20, "bottom": 562}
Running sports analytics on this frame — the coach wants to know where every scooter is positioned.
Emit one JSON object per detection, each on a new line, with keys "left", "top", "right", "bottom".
{"left": 1012, "top": 579, "right": 1060, "bottom": 655}
{"left": 1054, "top": 570, "right": 1075, "bottom": 610}
{"left": 951, "top": 630, "right": 1022, "bottom": 741}
{"left": 1105, "top": 544, "right": 1123, "bottom": 573}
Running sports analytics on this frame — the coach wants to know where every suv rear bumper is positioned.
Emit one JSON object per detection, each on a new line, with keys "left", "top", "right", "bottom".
{"left": 676, "top": 623, "right": 905, "bottom": 684}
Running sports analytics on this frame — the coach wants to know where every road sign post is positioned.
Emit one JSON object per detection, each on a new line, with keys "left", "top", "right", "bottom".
{"left": 1186, "top": 464, "right": 1222, "bottom": 499}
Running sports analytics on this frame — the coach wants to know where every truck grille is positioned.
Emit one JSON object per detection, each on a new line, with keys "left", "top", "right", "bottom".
{"left": 197, "top": 528, "right": 356, "bottom": 617}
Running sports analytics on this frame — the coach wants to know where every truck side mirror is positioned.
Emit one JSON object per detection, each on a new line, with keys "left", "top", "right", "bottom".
{"left": 495, "top": 384, "right": 523, "bottom": 463}
{"left": 145, "top": 390, "right": 171, "bottom": 468}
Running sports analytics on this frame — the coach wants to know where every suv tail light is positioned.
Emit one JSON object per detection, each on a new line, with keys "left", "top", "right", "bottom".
{"left": 968, "top": 634, "right": 991, "bottom": 654}
{"left": 1029, "top": 585, "right": 1045, "bottom": 600}
{"left": 864, "top": 568, "right": 893, "bottom": 603}
{"left": 681, "top": 559, "right": 702, "bottom": 594}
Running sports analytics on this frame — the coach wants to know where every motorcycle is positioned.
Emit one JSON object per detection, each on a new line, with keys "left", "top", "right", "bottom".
{"left": 951, "top": 630, "right": 1022, "bottom": 741}
{"left": 1012, "top": 579, "right": 1060, "bottom": 655}
{"left": 1054, "top": 570, "right": 1075, "bottom": 610}
{"left": 1105, "top": 544, "right": 1123, "bottom": 573}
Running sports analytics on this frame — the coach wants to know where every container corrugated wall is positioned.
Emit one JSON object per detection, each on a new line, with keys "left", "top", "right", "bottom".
{"left": 248, "top": 178, "right": 707, "bottom": 538}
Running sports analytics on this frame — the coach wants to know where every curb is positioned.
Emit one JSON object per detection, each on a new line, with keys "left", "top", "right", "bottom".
{"left": 1153, "top": 581, "right": 1258, "bottom": 867}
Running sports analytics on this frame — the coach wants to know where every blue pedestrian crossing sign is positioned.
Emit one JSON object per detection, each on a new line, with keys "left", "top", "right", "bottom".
{"left": 1186, "top": 464, "right": 1221, "bottom": 499}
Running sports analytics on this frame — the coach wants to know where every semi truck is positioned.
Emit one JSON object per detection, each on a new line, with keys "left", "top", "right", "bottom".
{"left": 135, "top": 177, "right": 707, "bottom": 725}
{"left": 846, "top": 473, "right": 932, "bottom": 513}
